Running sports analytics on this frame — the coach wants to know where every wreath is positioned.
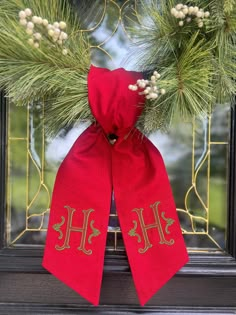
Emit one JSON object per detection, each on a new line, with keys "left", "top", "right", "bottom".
{"left": 0, "top": 0, "right": 235, "bottom": 135}
{"left": 1, "top": 1, "right": 234, "bottom": 305}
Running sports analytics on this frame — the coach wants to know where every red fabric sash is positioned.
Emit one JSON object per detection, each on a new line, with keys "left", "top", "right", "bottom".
{"left": 43, "top": 65, "right": 189, "bottom": 306}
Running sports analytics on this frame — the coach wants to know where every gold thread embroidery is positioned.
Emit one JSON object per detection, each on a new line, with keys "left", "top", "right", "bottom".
{"left": 161, "top": 211, "right": 175, "bottom": 234}
{"left": 53, "top": 216, "right": 65, "bottom": 240}
{"left": 53, "top": 205, "right": 101, "bottom": 255}
{"left": 150, "top": 202, "right": 175, "bottom": 246}
{"left": 129, "top": 201, "right": 175, "bottom": 254}
{"left": 88, "top": 220, "right": 101, "bottom": 244}
{"left": 77, "top": 209, "right": 94, "bottom": 255}
{"left": 128, "top": 220, "right": 142, "bottom": 243}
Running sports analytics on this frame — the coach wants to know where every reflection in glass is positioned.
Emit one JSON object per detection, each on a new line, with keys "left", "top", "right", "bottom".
{"left": 6, "top": 1, "right": 229, "bottom": 252}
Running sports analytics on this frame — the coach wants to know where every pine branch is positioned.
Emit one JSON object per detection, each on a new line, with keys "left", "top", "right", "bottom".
{"left": 0, "top": 0, "right": 91, "bottom": 135}
{"left": 127, "top": 0, "right": 236, "bottom": 133}
{"left": 224, "top": 0, "right": 235, "bottom": 14}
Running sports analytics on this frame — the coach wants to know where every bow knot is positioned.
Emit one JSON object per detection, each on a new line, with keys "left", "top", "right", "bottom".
{"left": 88, "top": 66, "right": 145, "bottom": 136}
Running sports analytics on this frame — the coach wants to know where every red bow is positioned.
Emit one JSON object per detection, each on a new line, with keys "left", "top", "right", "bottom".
{"left": 43, "top": 65, "right": 189, "bottom": 305}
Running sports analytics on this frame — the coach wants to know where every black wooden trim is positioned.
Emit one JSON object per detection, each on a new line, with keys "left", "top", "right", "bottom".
{"left": 1, "top": 272, "right": 235, "bottom": 307}
{"left": 1, "top": 248, "right": 236, "bottom": 275}
{"left": 0, "top": 304, "right": 236, "bottom": 315}
{"left": 0, "top": 249, "right": 130, "bottom": 273}
{"left": 0, "top": 92, "right": 7, "bottom": 250}
{"left": 228, "top": 105, "right": 236, "bottom": 258}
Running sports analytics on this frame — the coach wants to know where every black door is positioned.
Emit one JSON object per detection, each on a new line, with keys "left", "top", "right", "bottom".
{"left": 0, "top": 1, "right": 236, "bottom": 314}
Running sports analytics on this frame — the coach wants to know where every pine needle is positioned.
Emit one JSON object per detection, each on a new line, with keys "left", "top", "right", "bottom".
{"left": 0, "top": 0, "right": 91, "bottom": 136}
{"left": 128, "top": 0, "right": 236, "bottom": 133}
{"left": 1, "top": 0, "right": 235, "bottom": 134}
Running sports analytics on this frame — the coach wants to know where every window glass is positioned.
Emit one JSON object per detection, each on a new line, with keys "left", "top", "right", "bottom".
{"left": 6, "top": 0, "right": 229, "bottom": 252}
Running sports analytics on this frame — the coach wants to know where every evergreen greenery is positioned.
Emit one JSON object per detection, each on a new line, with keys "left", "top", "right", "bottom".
{"left": 130, "top": 0, "right": 236, "bottom": 132}
{"left": 0, "top": 0, "right": 235, "bottom": 134}
{"left": 0, "top": 0, "right": 91, "bottom": 136}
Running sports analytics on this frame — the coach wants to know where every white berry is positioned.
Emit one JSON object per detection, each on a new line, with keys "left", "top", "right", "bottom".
{"left": 139, "top": 82, "right": 146, "bottom": 88}
{"left": 150, "top": 93, "right": 158, "bottom": 99}
{"left": 34, "top": 42, "right": 39, "bottom": 48}
{"left": 42, "top": 19, "right": 49, "bottom": 26}
{"left": 19, "top": 18, "right": 27, "bottom": 26}
{"left": 196, "top": 11, "right": 203, "bottom": 18}
{"left": 19, "top": 10, "right": 26, "bottom": 19}
{"left": 176, "top": 4, "right": 183, "bottom": 10}
{"left": 178, "top": 11, "right": 185, "bottom": 19}
{"left": 25, "top": 8, "right": 32, "bottom": 16}
{"left": 48, "top": 29, "right": 55, "bottom": 37}
{"left": 171, "top": 8, "right": 177, "bottom": 16}
{"left": 37, "top": 17, "right": 43, "bottom": 24}
{"left": 204, "top": 11, "right": 210, "bottom": 18}
{"left": 179, "top": 20, "right": 184, "bottom": 26}
{"left": 54, "top": 28, "right": 61, "bottom": 35}
{"left": 60, "top": 32, "right": 68, "bottom": 40}
{"left": 26, "top": 28, "right": 33, "bottom": 35}
{"left": 53, "top": 22, "right": 59, "bottom": 28}
{"left": 62, "top": 49, "right": 68, "bottom": 55}
{"left": 175, "top": 11, "right": 181, "bottom": 18}
{"left": 32, "top": 16, "right": 38, "bottom": 23}
{"left": 27, "top": 22, "right": 34, "bottom": 29}
{"left": 188, "top": 6, "right": 194, "bottom": 14}
{"left": 59, "top": 21, "right": 67, "bottom": 29}
{"left": 160, "top": 88, "right": 166, "bottom": 95}
{"left": 28, "top": 38, "right": 34, "bottom": 45}
{"left": 34, "top": 32, "right": 42, "bottom": 40}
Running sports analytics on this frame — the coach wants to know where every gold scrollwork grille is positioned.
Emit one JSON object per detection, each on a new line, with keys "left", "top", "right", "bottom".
{"left": 6, "top": 0, "right": 229, "bottom": 252}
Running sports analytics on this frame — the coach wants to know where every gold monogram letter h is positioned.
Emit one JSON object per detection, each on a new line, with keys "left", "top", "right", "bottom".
{"left": 53, "top": 205, "right": 100, "bottom": 256}
{"left": 129, "top": 201, "right": 175, "bottom": 254}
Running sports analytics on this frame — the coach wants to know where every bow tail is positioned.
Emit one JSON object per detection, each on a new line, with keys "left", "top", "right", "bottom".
{"left": 43, "top": 125, "right": 112, "bottom": 305}
{"left": 113, "top": 131, "right": 189, "bottom": 306}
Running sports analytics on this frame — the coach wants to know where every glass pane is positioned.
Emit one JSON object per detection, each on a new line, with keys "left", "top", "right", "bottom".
{"left": 6, "top": 0, "right": 230, "bottom": 252}
{"left": 149, "top": 106, "right": 229, "bottom": 251}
